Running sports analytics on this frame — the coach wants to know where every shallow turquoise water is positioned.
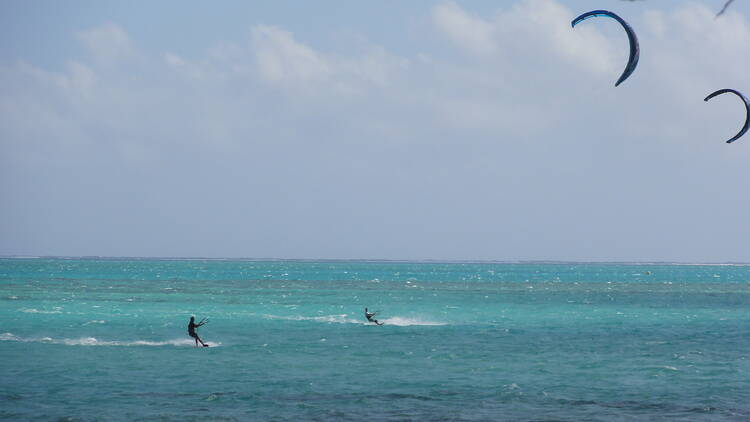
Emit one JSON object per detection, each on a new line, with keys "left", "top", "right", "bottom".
{"left": 1, "top": 259, "right": 749, "bottom": 421}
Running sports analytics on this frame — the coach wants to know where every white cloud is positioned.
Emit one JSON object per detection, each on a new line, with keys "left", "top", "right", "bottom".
{"left": 432, "top": 0, "right": 616, "bottom": 76}
{"left": 644, "top": 2, "right": 750, "bottom": 87}
{"left": 4, "top": 1, "right": 749, "bottom": 155}
{"left": 3, "top": 0, "right": 750, "bottom": 260}
{"left": 252, "top": 25, "right": 331, "bottom": 85}
{"left": 164, "top": 52, "right": 186, "bottom": 67}
{"left": 433, "top": 2, "right": 496, "bottom": 55}
{"left": 4, "top": 1, "right": 750, "bottom": 153}
{"left": 251, "top": 24, "right": 408, "bottom": 96}
{"left": 75, "top": 23, "right": 139, "bottom": 67}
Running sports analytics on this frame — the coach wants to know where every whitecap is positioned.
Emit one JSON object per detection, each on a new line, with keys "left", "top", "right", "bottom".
{"left": 261, "top": 313, "right": 446, "bottom": 326}
{"left": 64, "top": 337, "right": 100, "bottom": 346}
{"left": 262, "top": 314, "right": 361, "bottom": 324}
{"left": 0, "top": 334, "right": 219, "bottom": 347}
{"left": 380, "top": 317, "right": 446, "bottom": 326}
{"left": 0, "top": 332, "right": 19, "bottom": 341}
{"left": 19, "top": 308, "right": 62, "bottom": 314}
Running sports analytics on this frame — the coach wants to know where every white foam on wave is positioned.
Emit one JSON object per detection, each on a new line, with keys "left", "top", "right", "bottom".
{"left": 19, "top": 308, "right": 62, "bottom": 314}
{"left": 0, "top": 332, "right": 20, "bottom": 341}
{"left": 0, "top": 332, "right": 219, "bottom": 347}
{"left": 263, "top": 314, "right": 361, "bottom": 324}
{"left": 380, "top": 317, "right": 446, "bottom": 326}
{"left": 262, "top": 314, "right": 446, "bottom": 326}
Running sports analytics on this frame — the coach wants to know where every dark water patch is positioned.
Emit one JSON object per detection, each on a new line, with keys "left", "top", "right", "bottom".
{"left": 261, "top": 391, "right": 441, "bottom": 403}
{"left": 384, "top": 392, "right": 440, "bottom": 401}
{"left": 131, "top": 415, "right": 240, "bottom": 422}
{"left": 604, "top": 399, "right": 675, "bottom": 411}
{"left": 554, "top": 397, "right": 750, "bottom": 420}
{"left": 687, "top": 406, "right": 720, "bottom": 413}
{"left": 120, "top": 391, "right": 235, "bottom": 399}
{"left": 0, "top": 392, "right": 24, "bottom": 401}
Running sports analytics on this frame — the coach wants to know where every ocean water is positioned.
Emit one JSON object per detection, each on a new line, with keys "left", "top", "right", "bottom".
{"left": 1, "top": 258, "right": 749, "bottom": 421}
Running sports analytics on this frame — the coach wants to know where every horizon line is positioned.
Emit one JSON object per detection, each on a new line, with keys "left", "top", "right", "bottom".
{"left": 1, "top": 255, "right": 749, "bottom": 266}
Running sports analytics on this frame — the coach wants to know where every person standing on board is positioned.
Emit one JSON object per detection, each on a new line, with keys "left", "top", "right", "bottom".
{"left": 365, "top": 308, "right": 384, "bottom": 326}
{"left": 188, "top": 316, "right": 209, "bottom": 347}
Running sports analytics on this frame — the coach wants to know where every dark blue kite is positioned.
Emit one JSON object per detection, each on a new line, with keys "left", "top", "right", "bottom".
{"left": 571, "top": 10, "right": 640, "bottom": 87}
{"left": 704, "top": 89, "right": 750, "bottom": 144}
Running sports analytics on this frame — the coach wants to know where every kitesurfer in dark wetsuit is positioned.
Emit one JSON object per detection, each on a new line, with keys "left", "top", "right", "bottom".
{"left": 188, "top": 316, "right": 209, "bottom": 347}
{"left": 365, "top": 308, "right": 384, "bottom": 325}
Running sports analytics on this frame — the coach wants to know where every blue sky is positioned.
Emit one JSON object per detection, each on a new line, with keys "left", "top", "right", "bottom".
{"left": 2, "top": 0, "right": 750, "bottom": 261}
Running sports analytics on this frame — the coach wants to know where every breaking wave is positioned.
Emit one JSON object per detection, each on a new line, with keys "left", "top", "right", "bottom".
{"left": 379, "top": 317, "right": 446, "bottom": 326}
{"left": 0, "top": 332, "right": 220, "bottom": 347}
{"left": 261, "top": 314, "right": 446, "bottom": 326}
{"left": 19, "top": 308, "right": 62, "bottom": 314}
{"left": 262, "top": 314, "right": 361, "bottom": 324}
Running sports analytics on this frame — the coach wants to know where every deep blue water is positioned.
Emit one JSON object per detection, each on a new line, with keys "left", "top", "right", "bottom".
{"left": 1, "top": 258, "right": 749, "bottom": 421}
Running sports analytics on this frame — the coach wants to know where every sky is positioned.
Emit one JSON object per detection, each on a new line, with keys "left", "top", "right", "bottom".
{"left": 2, "top": 0, "right": 750, "bottom": 262}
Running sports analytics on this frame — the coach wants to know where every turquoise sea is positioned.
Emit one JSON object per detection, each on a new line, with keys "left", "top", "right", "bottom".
{"left": 1, "top": 258, "right": 749, "bottom": 421}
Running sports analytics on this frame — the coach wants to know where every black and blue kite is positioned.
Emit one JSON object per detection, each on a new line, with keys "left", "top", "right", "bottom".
{"left": 704, "top": 89, "right": 750, "bottom": 144}
{"left": 571, "top": 10, "right": 640, "bottom": 87}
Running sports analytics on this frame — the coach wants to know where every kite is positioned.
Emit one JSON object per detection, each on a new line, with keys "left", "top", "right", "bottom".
{"left": 704, "top": 89, "right": 750, "bottom": 144}
{"left": 572, "top": 10, "right": 640, "bottom": 87}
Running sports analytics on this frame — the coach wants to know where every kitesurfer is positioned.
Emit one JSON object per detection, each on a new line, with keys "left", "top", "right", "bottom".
{"left": 188, "top": 316, "right": 209, "bottom": 347}
{"left": 365, "top": 308, "right": 384, "bottom": 326}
